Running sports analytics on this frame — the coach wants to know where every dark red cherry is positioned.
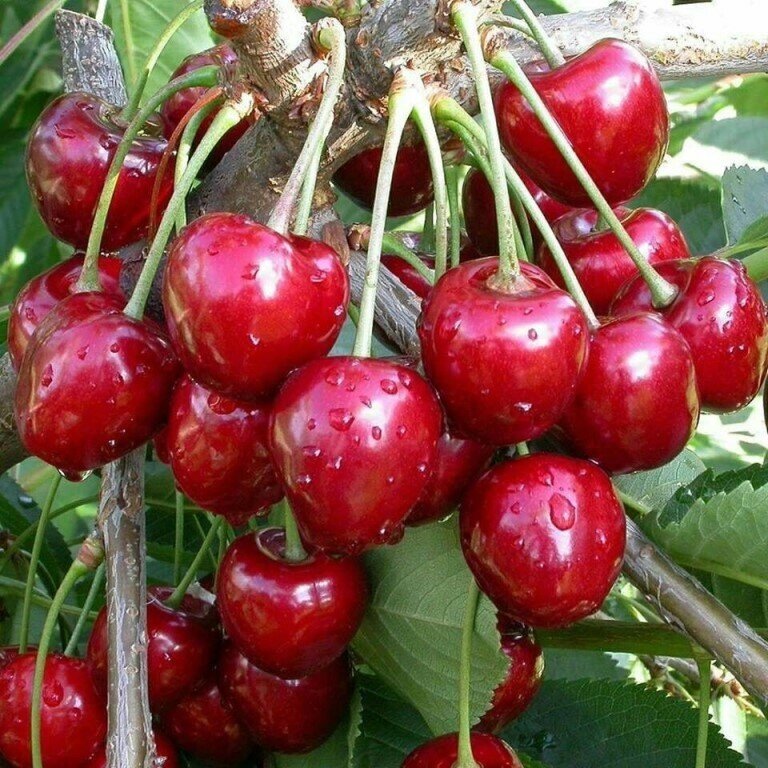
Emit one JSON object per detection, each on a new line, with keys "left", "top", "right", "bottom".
{"left": 162, "top": 675, "right": 254, "bottom": 767}
{"left": 14, "top": 292, "right": 179, "bottom": 474}
{"left": 0, "top": 652, "right": 106, "bottom": 768}
{"left": 269, "top": 356, "right": 443, "bottom": 555}
{"left": 0, "top": 647, "right": 29, "bottom": 671}
{"left": 8, "top": 254, "right": 123, "bottom": 370}
{"left": 85, "top": 730, "right": 178, "bottom": 768}
{"left": 163, "top": 212, "right": 349, "bottom": 400}
{"left": 26, "top": 92, "right": 173, "bottom": 250}
{"left": 537, "top": 207, "right": 690, "bottom": 314}
{"left": 612, "top": 257, "right": 768, "bottom": 412}
{"left": 88, "top": 586, "right": 219, "bottom": 711}
{"left": 401, "top": 732, "right": 523, "bottom": 768}
{"left": 418, "top": 258, "right": 589, "bottom": 445}
{"left": 218, "top": 641, "right": 353, "bottom": 754}
{"left": 460, "top": 453, "right": 626, "bottom": 628}
{"left": 495, "top": 40, "right": 668, "bottom": 207}
{"left": 381, "top": 253, "right": 435, "bottom": 300}
{"left": 164, "top": 375, "right": 282, "bottom": 526}
{"left": 333, "top": 144, "right": 434, "bottom": 216}
{"left": 218, "top": 527, "right": 368, "bottom": 678}
{"left": 559, "top": 313, "right": 700, "bottom": 474}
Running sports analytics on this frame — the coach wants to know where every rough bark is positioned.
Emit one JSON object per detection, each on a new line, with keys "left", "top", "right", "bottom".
{"left": 0, "top": 356, "right": 24, "bottom": 473}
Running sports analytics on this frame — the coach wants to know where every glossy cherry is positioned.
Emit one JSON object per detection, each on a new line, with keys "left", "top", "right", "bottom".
{"left": 0, "top": 652, "right": 107, "bottom": 768}
{"left": 163, "top": 212, "right": 349, "bottom": 400}
{"left": 88, "top": 586, "right": 219, "bottom": 711}
{"left": 401, "top": 733, "right": 523, "bottom": 768}
{"left": 14, "top": 292, "right": 179, "bottom": 475}
{"left": 8, "top": 254, "right": 124, "bottom": 370}
{"left": 612, "top": 257, "right": 768, "bottom": 412}
{"left": 218, "top": 641, "right": 353, "bottom": 754}
{"left": 164, "top": 375, "right": 282, "bottom": 526}
{"left": 381, "top": 253, "right": 435, "bottom": 300}
{"left": 537, "top": 207, "right": 690, "bottom": 314}
{"left": 26, "top": 92, "right": 173, "bottom": 250}
{"left": 218, "top": 527, "right": 368, "bottom": 678}
{"left": 85, "top": 730, "right": 178, "bottom": 768}
{"left": 418, "top": 258, "right": 589, "bottom": 445}
{"left": 269, "top": 356, "right": 443, "bottom": 555}
{"left": 460, "top": 453, "right": 626, "bottom": 628}
{"left": 0, "top": 647, "right": 26, "bottom": 671}
{"left": 333, "top": 144, "right": 434, "bottom": 216}
{"left": 495, "top": 39, "right": 668, "bottom": 207}
{"left": 559, "top": 313, "right": 700, "bottom": 474}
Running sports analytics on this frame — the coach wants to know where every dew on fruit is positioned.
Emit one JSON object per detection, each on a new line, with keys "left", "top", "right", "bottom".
{"left": 330, "top": 456, "right": 343, "bottom": 470}
{"left": 397, "top": 371, "right": 413, "bottom": 388}
{"left": 329, "top": 408, "right": 355, "bottom": 431}
{"left": 698, "top": 290, "right": 715, "bottom": 306}
{"left": 396, "top": 425, "right": 407, "bottom": 438}
{"left": 58, "top": 469, "right": 92, "bottom": 482}
{"left": 549, "top": 494, "right": 576, "bottom": 531}
{"left": 302, "top": 445, "right": 322, "bottom": 458}
{"left": 371, "top": 426, "right": 382, "bottom": 440}
{"left": 514, "top": 402, "right": 533, "bottom": 413}
{"left": 54, "top": 124, "right": 76, "bottom": 139}
{"left": 508, "top": 502, "right": 522, "bottom": 515}
{"left": 360, "top": 396, "right": 372, "bottom": 408}
{"left": 43, "top": 679, "right": 64, "bottom": 707}
{"left": 241, "top": 263, "right": 259, "bottom": 279}
{"left": 528, "top": 328, "right": 538, "bottom": 341}
{"left": 208, "top": 245, "right": 220, "bottom": 256}
{"left": 310, "top": 271, "right": 327, "bottom": 284}
{"left": 386, "top": 475, "right": 395, "bottom": 485}
{"left": 112, "top": 373, "right": 124, "bottom": 386}
{"left": 325, "top": 369, "right": 344, "bottom": 386}
{"left": 109, "top": 342, "right": 120, "bottom": 353}
{"left": 307, "top": 418, "right": 317, "bottom": 431}
{"left": 380, "top": 379, "right": 398, "bottom": 395}
{"left": 334, "top": 304, "right": 345, "bottom": 317}
{"left": 41, "top": 364, "right": 54, "bottom": 387}
{"left": 98, "top": 134, "right": 119, "bottom": 151}
{"left": 416, "top": 462, "right": 429, "bottom": 474}
{"left": 523, "top": 307, "right": 533, "bottom": 316}
{"left": 24, "top": 306, "right": 37, "bottom": 321}
{"left": 247, "top": 334, "right": 261, "bottom": 347}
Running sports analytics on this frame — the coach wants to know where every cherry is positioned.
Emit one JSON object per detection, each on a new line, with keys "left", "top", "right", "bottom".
{"left": 537, "top": 207, "right": 690, "bottom": 314}
{"left": 0, "top": 652, "right": 107, "bottom": 768}
{"left": 0, "top": 647, "right": 27, "bottom": 671}
{"left": 87, "top": 586, "right": 219, "bottom": 712}
{"left": 218, "top": 641, "right": 353, "bottom": 754}
{"left": 8, "top": 254, "right": 124, "bottom": 371}
{"left": 558, "top": 313, "right": 700, "bottom": 474}
{"left": 26, "top": 92, "right": 173, "bottom": 250}
{"left": 218, "top": 527, "right": 368, "bottom": 678}
{"left": 14, "top": 292, "right": 179, "bottom": 475}
{"left": 612, "top": 257, "right": 768, "bottom": 412}
{"left": 268, "top": 356, "right": 443, "bottom": 555}
{"left": 164, "top": 374, "right": 283, "bottom": 526}
{"left": 163, "top": 212, "right": 349, "bottom": 400}
{"left": 381, "top": 253, "right": 435, "bottom": 300}
{"left": 162, "top": 675, "right": 254, "bottom": 767}
{"left": 418, "top": 258, "right": 589, "bottom": 445}
{"left": 401, "top": 732, "right": 523, "bottom": 768}
{"left": 495, "top": 40, "right": 668, "bottom": 207}
{"left": 460, "top": 453, "right": 625, "bottom": 628}
{"left": 85, "top": 730, "right": 178, "bottom": 768}
{"left": 333, "top": 144, "right": 434, "bottom": 216}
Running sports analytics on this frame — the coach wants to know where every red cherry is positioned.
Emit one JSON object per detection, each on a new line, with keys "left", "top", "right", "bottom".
{"left": 162, "top": 675, "right": 254, "bottom": 767}
{"left": 460, "top": 454, "right": 626, "bottom": 628}
{"left": 269, "top": 356, "right": 443, "bottom": 555}
{"left": 84, "top": 730, "right": 178, "bottom": 768}
{"left": 218, "top": 527, "right": 368, "bottom": 678}
{"left": 418, "top": 258, "right": 589, "bottom": 445}
{"left": 163, "top": 212, "right": 349, "bottom": 400}
{"left": 26, "top": 92, "right": 173, "bottom": 250}
{"left": 381, "top": 253, "right": 435, "bottom": 300}
{"left": 612, "top": 257, "right": 768, "bottom": 412}
{"left": 0, "top": 647, "right": 29, "bottom": 671}
{"left": 14, "top": 293, "right": 179, "bottom": 474}
{"left": 218, "top": 641, "right": 353, "bottom": 754}
{"left": 0, "top": 652, "right": 106, "bottom": 768}
{"left": 401, "top": 732, "right": 523, "bottom": 768}
{"left": 164, "top": 375, "right": 282, "bottom": 525}
{"left": 537, "top": 207, "right": 690, "bottom": 314}
{"left": 558, "top": 313, "right": 700, "bottom": 474}
{"left": 87, "top": 586, "right": 219, "bottom": 712}
{"left": 333, "top": 144, "right": 434, "bottom": 216}
{"left": 495, "top": 40, "right": 668, "bottom": 207}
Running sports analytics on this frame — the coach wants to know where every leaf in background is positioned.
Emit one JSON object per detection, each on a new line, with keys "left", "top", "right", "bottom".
{"left": 272, "top": 712, "right": 352, "bottom": 768}
{"left": 683, "top": 117, "right": 768, "bottom": 178}
{"left": 0, "top": 132, "right": 32, "bottom": 266}
{"left": 721, "top": 165, "right": 768, "bottom": 246}
{"left": 541, "top": 649, "right": 624, "bottom": 683}
{"left": 710, "top": 575, "right": 768, "bottom": 628}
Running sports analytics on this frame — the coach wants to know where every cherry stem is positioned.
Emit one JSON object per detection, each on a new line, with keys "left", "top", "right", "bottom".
{"left": 485, "top": 14, "right": 535, "bottom": 38}
{"left": 457, "top": 579, "right": 481, "bottom": 768}
{"left": 174, "top": 491, "right": 185, "bottom": 586}
{"left": 446, "top": 166, "right": 462, "bottom": 268}
{"left": 490, "top": 50, "right": 678, "bottom": 309}
{"left": 503, "top": 0, "right": 565, "bottom": 68}
{"left": 19, "top": 475, "right": 61, "bottom": 654}
{"left": 282, "top": 500, "right": 307, "bottom": 563}
{"left": 381, "top": 232, "right": 436, "bottom": 283}
{"left": 742, "top": 246, "right": 768, "bottom": 284}
{"left": 594, "top": 211, "right": 610, "bottom": 232}
{"left": 0, "top": 0, "right": 64, "bottom": 67}
{"left": 120, "top": 0, "right": 204, "bottom": 122}
{"left": 63, "top": 564, "right": 105, "bottom": 655}
{"left": 94, "top": 0, "right": 109, "bottom": 23}
{"left": 516, "top": 441, "right": 530, "bottom": 456}
{"left": 269, "top": 18, "right": 347, "bottom": 236}
{"left": 452, "top": 1, "right": 519, "bottom": 285}
{"left": 124, "top": 92, "right": 255, "bottom": 319}
{"left": 421, "top": 204, "right": 436, "bottom": 253}
{"left": 695, "top": 656, "right": 712, "bottom": 768}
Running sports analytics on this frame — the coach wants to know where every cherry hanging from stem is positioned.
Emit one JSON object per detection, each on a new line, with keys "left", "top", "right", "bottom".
{"left": 503, "top": 0, "right": 565, "bottom": 68}
{"left": 457, "top": 580, "right": 482, "bottom": 768}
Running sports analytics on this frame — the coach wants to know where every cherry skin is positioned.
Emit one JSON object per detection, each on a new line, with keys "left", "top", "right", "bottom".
{"left": 218, "top": 641, "right": 353, "bottom": 754}
{"left": 26, "top": 92, "right": 173, "bottom": 250}
{"left": 85, "top": 730, "right": 178, "bottom": 768}
{"left": 8, "top": 254, "right": 123, "bottom": 371}
{"left": 495, "top": 39, "right": 668, "bottom": 207}
{"left": 401, "top": 733, "right": 523, "bottom": 768}
{"left": 0, "top": 647, "right": 28, "bottom": 671}
{"left": 460, "top": 453, "right": 626, "bottom": 628}
{"left": 0, "top": 652, "right": 107, "bottom": 768}
{"left": 163, "top": 212, "right": 349, "bottom": 400}
{"left": 558, "top": 313, "right": 700, "bottom": 474}
{"left": 87, "top": 586, "right": 220, "bottom": 712}
{"left": 14, "top": 292, "right": 179, "bottom": 475}
{"left": 164, "top": 374, "right": 283, "bottom": 526}
{"left": 537, "top": 207, "right": 690, "bottom": 314}
{"left": 269, "top": 356, "right": 443, "bottom": 555}
{"left": 333, "top": 144, "right": 434, "bottom": 216}
{"left": 162, "top": 675, "right": 255, "bottom": 767}
{"left": 418, "top": 258, "right": 589, "bottom": 446}
{"left": 612, "top": 257, "right": 768, "bottom": 412}
{"left": 381, "top": 253, "right": 435, "bottom": 300}
{"left": 218, "top": 527, "right": 368, "bottom": 678}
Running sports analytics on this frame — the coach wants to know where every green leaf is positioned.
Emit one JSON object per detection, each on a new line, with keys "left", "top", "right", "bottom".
{"left": 0, "top": 132, "right": 32, "bottom": 265}
{"left": 722, "top": 165, "right": 768, "bottom": 246}
{"left": 687, "top": 117, "right": 768, "bottom": 177}
{"left": 272, "top": 712, "right": 352, "bottom": 768}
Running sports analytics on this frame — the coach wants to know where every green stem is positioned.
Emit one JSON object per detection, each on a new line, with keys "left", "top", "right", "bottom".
{"left": 174, "top": 491, "right": 185, "bottom": 586}
{"left": 63, "top": 564, "right": 104, "bottom": 655}
{"left": 282, "top": 500, "right": 307, "bottom": 562}
{"left": 421, "top": 204, "right": 436, "bottom": 253}
{"left": 382, "top": 232, "right": 436, "bottom": 283}
{"left": 119, "top": 0, "right": 137, "bottom": 86}
{"left": 124, "top": 93, "right": 254, "bottom": 319}
{"left": 673, "top": 554, "right": 768, "bottom": 593}
{"left": 742, "top": 247, "right": 768, "bottom": 283}
{"left": 516, "top": 441, "right": 530, "bottom": 456}
{"left": 0, "top": 0, "right": 65, "bottom": 67}
{"left": 294, "top": 148, "right": 324, "bottom": 237}
{"left": 509, "top": 183, "right": 534, "bottom": 260}
{"left": 485, "top": 14, "right": 536, "bottom": 38}
{"left": 191, "top": 515, "right": 219, "bottom": 571}
{"left": 457, "top": 580, "right": 481, "bottom": 768}
{"left": 166, "top": 516, "right": 224, "bottom": 609}
{"left": 446, "top": 165, "right": 462, "bottom": 269}
{"left": 695, "top": 657, "right": 712, "bottom": 768}
{"left": 94, "top": 0, "right": 109, "bottom": 23}
{"left": 616, "top": 489, "right": 653, "bottom": 517}
{"left": 503, "top": 0, "right": 565, "bottom": 68}
{"left": 0, "top": 576, "right": 97, "bottom": 620}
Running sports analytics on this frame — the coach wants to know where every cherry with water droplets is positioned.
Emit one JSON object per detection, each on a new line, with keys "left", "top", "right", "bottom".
{"left": 401, "top": 732, "right": 523, "bottom": 768}
{"left": 85, "top": 730, "right": 178, "bottom": 768}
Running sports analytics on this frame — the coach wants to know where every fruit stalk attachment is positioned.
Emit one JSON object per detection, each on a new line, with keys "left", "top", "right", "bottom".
{"left": 503, "top": 0, "right": 565, "bottom": 68}
{"left": 457, "top": 580, "right": 482, "bottom": 768}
